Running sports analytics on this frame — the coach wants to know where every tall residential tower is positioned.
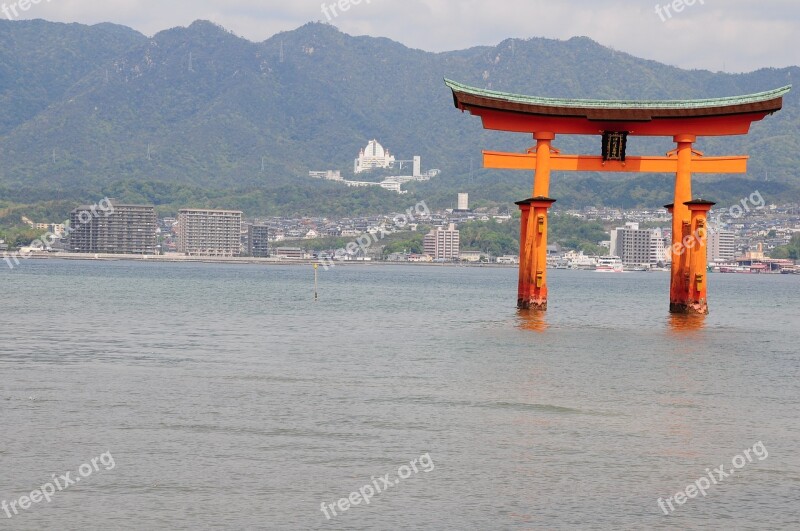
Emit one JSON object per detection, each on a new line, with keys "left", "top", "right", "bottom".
{"left": 177, "top": 209, "right": 242, "bottom": 257}
{"left": 68, "top": 202, "right": 157, "bottom": 254}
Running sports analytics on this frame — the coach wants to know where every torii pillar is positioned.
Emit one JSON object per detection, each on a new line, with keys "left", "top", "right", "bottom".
{"left": 668, "top": 134, "right": 695, "bottom": 313}
{"left": 665, "top": 134, "right": 717, "bottom": 314}
{"left": 670, "top": 199, "right": 715, "bottom": 315}
{"left": 516, "top": 132, "right": 557, "bottom": 310}
{"left": 516, "top": 196, "right": 556, "bottom": 310}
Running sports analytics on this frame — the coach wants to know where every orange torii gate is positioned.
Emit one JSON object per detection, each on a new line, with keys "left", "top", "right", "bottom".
{"left": 446, "top": 79, "right": 790, "bottom": 314}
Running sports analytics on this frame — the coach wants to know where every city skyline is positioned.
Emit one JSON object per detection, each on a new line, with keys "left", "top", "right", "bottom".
{"left": 7, "top": 195, "right": 798, "bottom": 271}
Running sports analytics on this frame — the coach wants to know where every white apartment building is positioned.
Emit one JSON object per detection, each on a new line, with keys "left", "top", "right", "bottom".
{"left": 611, "top": 222, "right": 669, "bottom": 266}
{"left": 457, "top": 193, "right": 469, "bottom": 211}
{"left": 177, "top": 209, "right": 243, "bottom": 257}
{"left": 649, "top": 227, "right": 667, "bottom": 265}
{"left": 423, "top": 223, "right": 460, "bottom": 260}
{"left": 708, "top": 228, "right": 736, "bottom": 262}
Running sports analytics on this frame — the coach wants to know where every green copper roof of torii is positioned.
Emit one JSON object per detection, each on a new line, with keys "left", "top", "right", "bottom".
{"left": 445, "top": 79, "right": 791, "bottom": 111}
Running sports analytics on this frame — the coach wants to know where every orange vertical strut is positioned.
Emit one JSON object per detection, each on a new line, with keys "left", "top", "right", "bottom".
{"left": 516, "top": 197, "right": 556, "bottom": 310}
{"left": 516, "top": 200, "right": 531, "bottom": 303}
{"left": 517, "top": 132, "right": 556, "bottom": 311}
{"left": 669, "top": 134, "right": 696, "bottom": 314}
{"left": 532, "top": 132, "right": 554, "bottom": 197}
{"left": 684, "top": 200, "right": 715, "bottom": 314}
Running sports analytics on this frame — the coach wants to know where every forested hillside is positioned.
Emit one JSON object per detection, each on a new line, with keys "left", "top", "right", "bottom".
{"left": 0, "top": 20, "right": 797, "bottom": 218}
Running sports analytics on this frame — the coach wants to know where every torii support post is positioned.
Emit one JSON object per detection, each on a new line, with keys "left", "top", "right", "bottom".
{"left": 672, "top": 200, "right": 716, "bottom": 314}
{"left": 516, "top": 197, "right": 556, "bottom": 310}
{"left": 516, "top": 132, "right": 556, "bottom": 311}
{"left": 669, "top": 134, "right": 695, "bottom": 314}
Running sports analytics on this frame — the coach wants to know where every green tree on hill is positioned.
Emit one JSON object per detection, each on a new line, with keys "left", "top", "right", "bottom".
{"left": 771, "top": 234, "right": 800, "bottom": 260}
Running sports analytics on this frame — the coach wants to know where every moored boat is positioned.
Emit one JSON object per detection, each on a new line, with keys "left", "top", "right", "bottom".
{"left": 596, "top": 256, "right": 624, "bottom": 273}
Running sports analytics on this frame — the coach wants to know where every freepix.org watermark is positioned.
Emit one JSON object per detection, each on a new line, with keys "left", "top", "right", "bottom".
{"left": 657, "top": 441, "right": 768, "bottom": 515}
{"left": 319, "top": 200, "right": 430, "bottom": 270}
{"left": 709, "top": 190, "right": 765, "bottom": 226}
{"left": 2, "top": 451, "right": 116, "bottom": 519}
{"left": 2, "top": 197, "right": 114, "bottom": 270}
{"left": 663, "top": 190, "right": 765, "bottom": 261}
{"left": 321, "top": 0, "right": 370, "bottom": 22}
{"left": 2, "top": 0, "right": 51, "bottom": 20}
{"left": 655, "top": 0, "right": 705, "bottom": 22}
{"left": 320, "top": 453, "right": 434, "bottom": 520}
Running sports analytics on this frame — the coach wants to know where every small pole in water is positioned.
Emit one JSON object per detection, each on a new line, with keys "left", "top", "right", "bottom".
{"left": 314, "top": 263, "right": 318, "bottom": 301}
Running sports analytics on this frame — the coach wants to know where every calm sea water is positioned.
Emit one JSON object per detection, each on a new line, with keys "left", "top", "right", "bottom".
{"left": 1, "top": 260, "right": 798, "bottom": 529}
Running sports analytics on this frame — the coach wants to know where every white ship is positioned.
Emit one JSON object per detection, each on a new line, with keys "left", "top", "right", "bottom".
{"left": 595, "top": 256, "right": 624, "bottom": 273}
{"left": 562, "top": 250, "right": 598, "bottom": 270}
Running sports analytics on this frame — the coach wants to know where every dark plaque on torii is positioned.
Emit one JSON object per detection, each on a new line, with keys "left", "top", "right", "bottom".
{"left": 602, "top": 131, "right": 629, "bottom": 162}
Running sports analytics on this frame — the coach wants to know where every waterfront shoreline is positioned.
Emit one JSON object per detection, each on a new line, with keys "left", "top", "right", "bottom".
{"left": 22, "top": 252, "right": 517, "bottom": 268}
{"left": 16, "top": 253, "right": 796, "bottom": 274}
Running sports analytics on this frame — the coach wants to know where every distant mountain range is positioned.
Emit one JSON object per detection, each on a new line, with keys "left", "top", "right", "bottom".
{"left": 0, "top": 19, "right": 797, "bottom": 218}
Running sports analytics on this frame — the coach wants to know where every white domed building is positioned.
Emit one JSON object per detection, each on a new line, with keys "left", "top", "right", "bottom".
{"left": 354, "top": 139, "right": 396, "bottom": 174}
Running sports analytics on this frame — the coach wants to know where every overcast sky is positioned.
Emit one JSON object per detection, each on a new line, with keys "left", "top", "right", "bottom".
{"left": 6, "top": 0, "right": 798, "bottom": 72}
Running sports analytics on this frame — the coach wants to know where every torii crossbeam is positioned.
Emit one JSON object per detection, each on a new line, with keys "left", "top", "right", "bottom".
{"left": 446, "top": 79, "right": 790, "bottom": 314}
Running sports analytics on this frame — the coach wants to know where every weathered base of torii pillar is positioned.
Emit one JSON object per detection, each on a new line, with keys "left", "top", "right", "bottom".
{"left": 516, "top": 197, "right": 556, "bottom": 311}
{"left": 668, "top": 199, "right": 715, "bottom": 315}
